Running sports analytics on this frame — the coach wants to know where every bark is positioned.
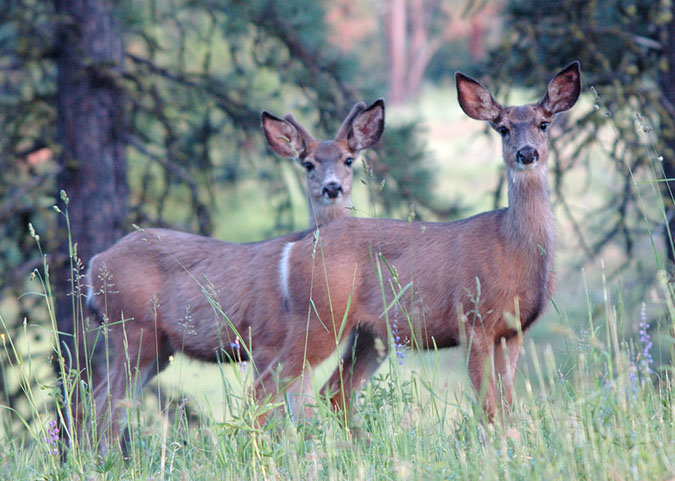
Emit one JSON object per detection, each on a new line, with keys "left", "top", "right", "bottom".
{"left": 659, "top": 1, "right": 675, "bottom": 264}
{"left": 388, "top": 0, "right": 407, "bottom": 103}
{"left": 54, "top": 0, "right": 128, "bottom": 379}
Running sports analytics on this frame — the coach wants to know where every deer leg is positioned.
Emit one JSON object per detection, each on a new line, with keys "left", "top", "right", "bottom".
{"left": 251, "top": 353, "right": 304, "bottom": 425}
{"left": 92, "top": 324, "right": 170, "bottom": 454}
{"left": 285, "top": 366, "right": 315, "bottom": 422}
{"left": 493, "top": 334, "right": 522, "bottom": 413}
{"left": 466, "top": 330, "right": 496, "bottom": 421}
{"left": 321, "top": 327, "right": 386, "bottom": 416}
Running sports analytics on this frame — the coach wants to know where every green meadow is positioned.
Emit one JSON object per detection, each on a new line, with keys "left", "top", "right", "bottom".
{"left": 1, "top": 84, "right": 674, "bottom": 480}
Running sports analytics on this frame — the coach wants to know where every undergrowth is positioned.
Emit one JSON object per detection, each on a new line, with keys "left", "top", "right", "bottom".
{"left": 1, "top": 96, "right": 674, "bottom": 480}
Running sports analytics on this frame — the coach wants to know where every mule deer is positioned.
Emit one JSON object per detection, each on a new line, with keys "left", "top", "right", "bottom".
{"left": 85, "top": 100, "right": 385, "bottom": 448}
{"left": 262, "top": 100, "right": 385, "bottom": 229}
{"left": 254, "top": 61, "right": 581, "bottom": 420}
{"left": 87, "top": 62, "right": 579, "bottom": 450}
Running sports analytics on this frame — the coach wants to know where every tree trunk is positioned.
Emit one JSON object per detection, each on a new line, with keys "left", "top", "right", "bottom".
{"left": 659, "top": 1, "right": 675, "bottom": 264}
{"left": 388, "top": 0, "right": 407, "bottom": 104}
{"left": 54, "top": 0, "right": 127, "bottom": 396}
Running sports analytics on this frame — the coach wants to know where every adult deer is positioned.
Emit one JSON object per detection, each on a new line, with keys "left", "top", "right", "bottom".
{"left": 85, "top": 100, "right": 385, "bottom": 449}
{"left": 88, "top": 62, "right": 579, "bottom": 449}
{"left": 255, "top": 61, "right": 581, "bottom": 421}
{"left": 262, "top": 99, "right": 385, "bottom": 229}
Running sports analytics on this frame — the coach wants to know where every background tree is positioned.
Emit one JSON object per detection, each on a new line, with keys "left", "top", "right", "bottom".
{"left": 53, "top": 0, "right": 129, "bottom": 392}
{"left": 385, "top": 0, "right": 498, "bottom": 103}
{"left": 483, "top": 0, "right": 673, "bottom": 272}
{"left": 0, "top": 0, "right": 444, "bottom": 429}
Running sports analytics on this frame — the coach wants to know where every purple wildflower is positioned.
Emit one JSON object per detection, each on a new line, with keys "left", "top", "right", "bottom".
{"left": 231, "top": 338, "right": 247, "bottom": 372}
{"left": 46, "top": 420, "right": 59, "bottom": 456}
{"left": 392, "top": 322, "right": 404, "bottom": 365}
{"left": 638, "top": 302, "right": 653, "bottom": 375}
{"left": 629, "top": 366, "right": 637, "bottom": 395}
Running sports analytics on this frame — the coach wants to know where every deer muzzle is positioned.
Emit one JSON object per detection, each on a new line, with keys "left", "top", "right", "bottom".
{"left": 323, "top": 182, "right": 343, "bottom": 199}
{"left": 516, "top": 146, "right": 539, "bottom": 165}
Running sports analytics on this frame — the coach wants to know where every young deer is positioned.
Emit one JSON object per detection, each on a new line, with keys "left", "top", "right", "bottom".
{"left": 85, "top": 100, "right": 384, "bottom": 449}
{"left": 253, "top": 61, "right": 581, "bottom": 421}
{"left": 262, "top": 99, "right": 385, "bottom": 229}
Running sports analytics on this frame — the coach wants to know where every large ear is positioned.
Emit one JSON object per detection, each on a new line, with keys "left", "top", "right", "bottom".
{"left": 261, "top": 111, "right": 306, "bottom": 158}
{"left": 540, "top": 61, "right": 581, "bottom": 115}
{"left": 455, "top": 73, "right": 502, "bottom": 121}
{"left": 347, "top": 99, "right": 385, "bottom": 151}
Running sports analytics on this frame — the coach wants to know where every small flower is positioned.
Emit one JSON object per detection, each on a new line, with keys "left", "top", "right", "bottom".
{"left": 638, "top": 302, "right": 653, "bottom": 375}
{"left": 46, "top": 420, "right": 59, "bottom": 456}
{"left": 230, "top": 338, "right": 246, "bottom": 371}
{"left": 392, "top": 321, "right": 404, "bottom": 365}
{"left": 627, "top": 365, "right": 638, "bottom": 396}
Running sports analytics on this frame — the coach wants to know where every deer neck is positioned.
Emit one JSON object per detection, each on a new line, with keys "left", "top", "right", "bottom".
{"left": 307, "top": 194, "right": 351, "bottom": 229}
{"left": 503, "top": 166, "right": 555, "bottom": 257}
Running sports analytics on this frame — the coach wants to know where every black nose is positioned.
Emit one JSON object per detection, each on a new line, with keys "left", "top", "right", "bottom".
{"left": 323, "top": 182, "right": 342, "bottom": 198}
{"left": 516, "top": 146, "right": 539, "bottom": 165}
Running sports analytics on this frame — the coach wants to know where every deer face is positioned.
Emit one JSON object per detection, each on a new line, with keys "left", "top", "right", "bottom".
{"left": 490, "top": 104, "right": 554, "bottom": 172}
{"left": 298, "top": 140, "right": 355, "bottom": 205}
{"left": 456, "top": 62, "right": 581, "bottom": 175}
{"left": 262, "top": 99, "right": 384, "bottom": 212}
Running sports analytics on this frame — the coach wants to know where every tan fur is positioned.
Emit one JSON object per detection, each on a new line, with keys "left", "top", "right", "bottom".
{"left": 87, "top": 64, "right": 580, "bottom": 448}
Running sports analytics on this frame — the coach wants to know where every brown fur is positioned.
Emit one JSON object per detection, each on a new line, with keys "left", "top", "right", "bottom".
{"left": 86, "top": 63, "right": 580, "bottom": 449}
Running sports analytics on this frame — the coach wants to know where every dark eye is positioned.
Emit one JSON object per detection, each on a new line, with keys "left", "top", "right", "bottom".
{"left": 497, "top": 126, "right": 509, "bottom": 136}
{"left": 302, "top": 161, "right": 314, "bottom": 172}
{"left": 345, "top": 157, "right": 354, "bottom": 167}
{"left": 539, "top": 121, "right": 549, "bottom": 132}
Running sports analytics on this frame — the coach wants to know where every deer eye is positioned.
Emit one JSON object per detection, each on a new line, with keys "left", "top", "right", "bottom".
{"left": 497, "top": 126, "right": 509, "bottom": 136}
{"left": 539, "top": 121, "right": 549, "bottom": 132}
{"left": 345, "top": 157, "right": 354, "bottom": 167}
{"left": 302, "top": 161, "right": 315, "bottom": 172}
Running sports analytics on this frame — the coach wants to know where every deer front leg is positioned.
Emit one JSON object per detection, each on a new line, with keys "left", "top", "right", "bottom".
{"left": 322, "top": 327, "right": 386, "bottom": 417}
{"left": 466, "top": 330, "right": 496, "bottom": 421}
{"left": 493, "top": 334, "right": 522, "bottom": 414}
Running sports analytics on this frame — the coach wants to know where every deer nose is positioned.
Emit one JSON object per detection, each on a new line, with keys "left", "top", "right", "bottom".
{"left": 323, "top": 182, "right": 343, "bottom": 198}
{"left": 516, "top": 146, "right": 539, "bottom": 165}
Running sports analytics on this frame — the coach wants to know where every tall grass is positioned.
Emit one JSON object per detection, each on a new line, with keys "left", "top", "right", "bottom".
{"left": 1, "top": 101, "right": 674, "bottom": 480}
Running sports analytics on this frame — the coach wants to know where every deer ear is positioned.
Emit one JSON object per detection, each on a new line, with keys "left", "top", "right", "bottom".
{"left": 347, "top": 99, "right": 385, "bottom": 151}
{"left": 261, "top": 111, "right": 305, "bottom": 158}
{"left": 540, "top": 61, "right": 581, "bottom": 115}
{"left": 455, "top": 73, "right": 502, "bottom": 121}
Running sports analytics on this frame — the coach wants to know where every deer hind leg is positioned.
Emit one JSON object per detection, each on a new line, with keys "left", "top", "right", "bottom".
{"left": 322, "top": 327, "right": 387, "bottom": 417}
{"left": 493, "top": 334, "right": 522, "bottom": 414}
{"left": 92, "top": 324, "right": 171, "bottom": 454}
{"left": 466, "top": 329, "right": 496, "bottom": 421}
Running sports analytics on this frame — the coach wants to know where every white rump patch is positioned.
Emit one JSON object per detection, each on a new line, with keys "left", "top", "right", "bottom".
{"left": 279, "top": 242, "right": 295, "bottom": 308}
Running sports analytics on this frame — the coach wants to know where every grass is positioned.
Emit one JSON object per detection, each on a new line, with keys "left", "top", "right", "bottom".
{"left": 1, "top": 85, "right": 675, "bottom": 480}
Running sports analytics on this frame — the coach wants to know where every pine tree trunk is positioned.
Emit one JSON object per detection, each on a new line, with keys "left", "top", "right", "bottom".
{"left": 54, "top": 0, "right": 128, "bottom": 379}
{"left": 388, "top": 0, "right": 407, "bottom": 104}
{"left": 659, "top": 1, "right": 675, "bottom": 264}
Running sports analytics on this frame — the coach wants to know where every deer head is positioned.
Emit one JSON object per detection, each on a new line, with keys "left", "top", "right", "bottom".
{"left": 456, "top": 62, "right": 581, "bottom": 176}
{"left": 261, "top": 100, "right": 385, "bottom": 228}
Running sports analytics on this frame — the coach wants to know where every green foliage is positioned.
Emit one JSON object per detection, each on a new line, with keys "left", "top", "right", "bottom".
{"left": 0, "top": 0, "right": 439, "bottom": 421}
{"left": 485, "top": 0, "right": 673, "bottom": 267}
{"left": 1, "top": 252, "right": 674, "bottom": 479}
